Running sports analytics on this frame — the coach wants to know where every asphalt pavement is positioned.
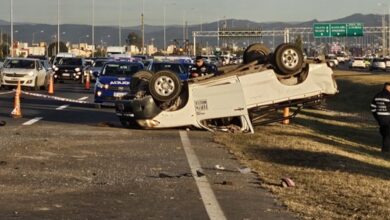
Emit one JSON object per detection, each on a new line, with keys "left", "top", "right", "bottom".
{"left": 0, "top": 81, "right": 294, "bottom": 219}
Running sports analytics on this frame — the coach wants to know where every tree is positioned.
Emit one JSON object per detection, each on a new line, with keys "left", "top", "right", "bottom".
{"left": 48, "top": 42, "right": 68, "bottom": 57}
{"left": 0, "top": 44, "right": 10, "bottom": 58}
{"left": 294, "top": 35, "right": 304, "bottom": 52}
{"left": 126, "top": 32, "right": 142, "bottom": 49}
{"left": 94, "top": 48, "right": 105, "bottom": 57}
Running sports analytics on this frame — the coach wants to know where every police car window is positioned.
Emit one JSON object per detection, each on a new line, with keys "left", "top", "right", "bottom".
{"left": 102, "top": 64, "right": 141, "bottom": 76}
{"left": 153, "top": 63, "right": 182, "bottom": 73}
{"left": 94, "top": 61, "right": 105, "bottom": 67}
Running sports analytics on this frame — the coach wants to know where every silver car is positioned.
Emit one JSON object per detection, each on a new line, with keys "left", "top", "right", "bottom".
{"left": 1, "top": 58, "right": 48, "bottom": 90}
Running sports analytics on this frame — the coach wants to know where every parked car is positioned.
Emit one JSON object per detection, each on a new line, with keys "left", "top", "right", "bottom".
{"left": 115, "top": 43, "right": 338, "bottom": 132}
{"left": 349, "top": 58, "right": 367, "bottom": 69}
{"left": 94, "top": 61, "right": 144, "bottom": 106}
{"left": 88, "top": 59, "right": 110, "bottom": 80}
{"left": 369, "top": 58, "right": 386, "bottom": 71}
{"left": 53, "top": 57, "right": 86, "bottom": 82}
{"left": 325, "top": 54, "right": 339, "bottom": 68}
{"left": 0, "top": 58, "right": 49, "bottom": 90}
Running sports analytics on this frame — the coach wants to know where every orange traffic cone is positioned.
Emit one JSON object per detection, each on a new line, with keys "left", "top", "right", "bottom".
{"left": 11, "top": 81, "right": 22, "bottom": 119}
{"left": 282, "top": 107, "right": 290, "bottom": 125}
{"left": 48, "top": 74, "right": 54, "bottom": 95}
{"left": 85, "top": 72, "right": 90, "bottom": 90}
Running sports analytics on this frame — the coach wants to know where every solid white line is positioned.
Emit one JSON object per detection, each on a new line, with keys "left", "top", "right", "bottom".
{"left": 56, "top": 105, "right": 69, "bottom": 110}
{"left": 179, "top": 131, "right": 227, "bottom": 220}
{"left": 23, "top": 117, "right": 43, "bottom": 126}
{"left": 78, "top": 96, "right": 89, "bottom": 101}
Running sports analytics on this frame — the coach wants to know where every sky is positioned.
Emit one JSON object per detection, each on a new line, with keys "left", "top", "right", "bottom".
{"left": 0, "top": 0, "right": 388, "bottom": 26}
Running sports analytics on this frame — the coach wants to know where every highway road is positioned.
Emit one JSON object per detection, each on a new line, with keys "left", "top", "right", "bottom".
{"left": 0, "top": 82, "right": 293, "bottom": 219}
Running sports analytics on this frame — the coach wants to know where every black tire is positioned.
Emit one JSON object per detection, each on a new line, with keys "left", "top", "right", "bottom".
{"left": 243, "top": 43, "right": 271, "bottom": 64}
{"left": 272, "top": 43, "right": 304, "bottom": 76}
{"left": 130, "top": 70, "right": 154, "bottom": 94}
{"left": 149, "top": 70, "right": 182, "bottom": 102}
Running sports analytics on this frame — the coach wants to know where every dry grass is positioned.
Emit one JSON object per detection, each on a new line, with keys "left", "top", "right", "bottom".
{"left": 215, "top": 70, "right": 390, "bottom": 219}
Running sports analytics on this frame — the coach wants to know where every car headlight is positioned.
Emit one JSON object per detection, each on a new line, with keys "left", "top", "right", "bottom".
{"left": 104, "top": 84, "right": 109, "bottom": 89}
{"left": 28, "top": 72, "right": 34, "bottom": 76}
{"left": 54, "top": 67, "right": 59, "bottom": 71}
{"left": 96, "top": 81, "right": 105, "bottom": 89}
{"left": 75, "top": 68, "right": 81, "bottom": 72}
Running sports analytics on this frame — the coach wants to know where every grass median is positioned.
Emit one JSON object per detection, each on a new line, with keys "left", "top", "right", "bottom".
{"left": 214, "top": 70, "right": 390, "bottom": 219}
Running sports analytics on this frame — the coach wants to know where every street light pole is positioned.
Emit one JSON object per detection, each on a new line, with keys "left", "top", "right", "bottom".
{"left": 164, "top": 5, "right": 166, "bottom": 52}
{"left": 118, "top": 0, "right": 122, "bottom": 47}
{"left": 57, "top": 0, "right": 60, "bottom": 55}
{"left": 92, "top": 0, "right": 95, "bottom": 57}
{"left": 10, "top": 0, "right": 13, "bottom": 57}
{"left": 141, "top": 0, "right": 145, "bottom": 54}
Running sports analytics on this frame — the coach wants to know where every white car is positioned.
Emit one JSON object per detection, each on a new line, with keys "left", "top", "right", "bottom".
{"left": 0, "top": 58, "right": 48, "bottom": 90}
{"left": 370, "top": 58, "right": 386, "bottom": 71}
{"left": 349, "top": 58, "right": 367, "bottom": 69}
{"left": 115, "top": 43, "right": 338, "bottom": 133}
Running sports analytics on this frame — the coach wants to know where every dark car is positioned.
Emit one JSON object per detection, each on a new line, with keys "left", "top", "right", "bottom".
{"left": 94, "top": 61, "right": 144, "bottom": 106}
{"left": 147, "top": 61, "right": 189, "bottom": 81}
{"left": 53, "top": 57, "right": 85, "bottom": 82}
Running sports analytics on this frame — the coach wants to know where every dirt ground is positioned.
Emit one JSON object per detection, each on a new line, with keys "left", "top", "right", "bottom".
{"left": 215, "top": 69, "right": 390, "bottom": 219}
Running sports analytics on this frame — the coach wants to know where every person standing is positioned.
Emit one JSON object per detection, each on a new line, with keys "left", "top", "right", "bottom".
{"left": 371, "top": 82, "right": 390, "bottom": 153}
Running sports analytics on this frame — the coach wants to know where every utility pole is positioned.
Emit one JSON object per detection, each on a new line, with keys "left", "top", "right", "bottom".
{"left": 118, "top": 0, "right": 122, "bottom": 47}
{"left": 383, "top": 14, "right": 387, "bottom": 56}
{"left": 92, "top": 0, "right": 95, "bottom": 57}
{"left": 141, "top": 0, "right": 145, "bottom": 54}
{"left": 57, "top": 0, "right": 60, "bottom": 55}
{"left": 10, "top": 0, "right": 13, "bottom": 57}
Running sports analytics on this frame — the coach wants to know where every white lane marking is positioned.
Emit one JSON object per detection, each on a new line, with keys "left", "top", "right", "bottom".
{"left": 23, "top": 117, "right": 43, "bottom": 126}
{"left": 78, "top": 96, "right": 89, "bottom": 101}
{"left": 56, "top": 105, "right": 69, "bottom": 110}
{"left": 179, "top": 131, "right": 227, "bottom": 220}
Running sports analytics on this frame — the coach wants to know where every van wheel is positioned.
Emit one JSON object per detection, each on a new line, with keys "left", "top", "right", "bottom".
{"left": 243, "top": 43, "right": 271, "bottom": 64}
{"left": 272, "top": 43, "right": 304, "bottom": 76}
{"left": 149, "top": 70, "right": 182, "bottom": 102}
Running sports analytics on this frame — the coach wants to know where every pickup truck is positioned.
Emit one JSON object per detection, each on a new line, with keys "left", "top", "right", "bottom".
{"left": 115, "top": 43, "right": 338, "bottom": 133}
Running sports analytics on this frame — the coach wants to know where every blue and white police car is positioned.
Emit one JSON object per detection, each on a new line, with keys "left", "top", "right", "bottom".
{"left": 94, "top": 61, "right": 144, "bottom": 106}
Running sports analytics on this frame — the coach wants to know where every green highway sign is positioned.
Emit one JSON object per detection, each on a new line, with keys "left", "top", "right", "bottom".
{"left": 346, "top": 23, "right": 364, "bottom": 36}
{"left": 313, "top": 23, "right": 364, "bottom": 38}
{"left": 313, "top": 23, "right": 330, "bottom": 37}
{"left": 330, "top": 23, "right": 347, "bottom": 37}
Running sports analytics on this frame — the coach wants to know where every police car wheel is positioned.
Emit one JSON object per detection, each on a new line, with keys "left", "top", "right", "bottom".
{"left": 272, "top": 43, "right": 304, "bottom": 76}
{"left": 243, "top": 43, "right": 271, "bottom": 64}
{"left": 149, "top": 70, "right": 182, "bottom": 102}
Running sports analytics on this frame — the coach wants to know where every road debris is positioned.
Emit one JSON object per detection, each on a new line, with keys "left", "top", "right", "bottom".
{"left": 215, "top": 164, "right": 226, "bottom": 170}
{"left": 281, "top": 177, "right": 296, "bottom": 188}
{"left": 0, "top": 121, "right": 6, "bottom": 126}
{"left": 158, "top": 172, "right": 192, "bottom": 179}
{"left": 237, "top": 167, "right": 252, "bottom": 174}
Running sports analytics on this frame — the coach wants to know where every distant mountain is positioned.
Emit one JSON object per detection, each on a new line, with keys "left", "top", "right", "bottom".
{"left": 0, "top": 13, "right": 385, "bottom": 48}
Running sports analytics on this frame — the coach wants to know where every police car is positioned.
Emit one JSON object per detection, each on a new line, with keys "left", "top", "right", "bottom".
{"left": 147, "top": 61, "right": 190, "bottom": 81}
{"left": 94, "top": 61, "right": 144, "bottom": 106}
